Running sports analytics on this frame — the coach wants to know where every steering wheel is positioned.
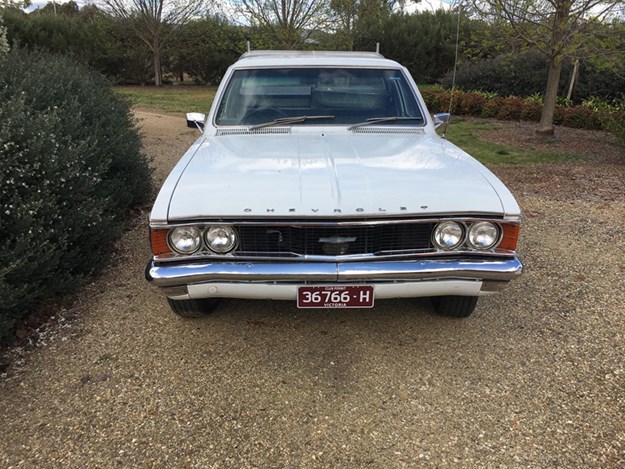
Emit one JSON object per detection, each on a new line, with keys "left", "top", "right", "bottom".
{"left": 243, "top": 107, "right": 288, "bottom": 125}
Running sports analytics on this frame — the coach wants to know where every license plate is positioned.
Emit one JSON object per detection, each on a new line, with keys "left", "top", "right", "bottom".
{"left": 297, "top": 285, "right": 374, "bottom": 309}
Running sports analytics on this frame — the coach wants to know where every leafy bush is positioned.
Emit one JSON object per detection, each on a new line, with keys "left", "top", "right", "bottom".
{"left": 0, "top": 49, "right": 151, "bottom": 342}
{"left": 440, "top": 51, "right": 625, "bottom": 103}
{"left": 481, "top": 96, "right": 504, "bottom": 118}
{"left": 458, "top": 93, "right": 487, "bottom": 115}
{"left": 0, "top": 14, "right": 8, "bottom": 55}
{"left": 380, "top": 11, "right": 470, "bottom": 84}
{"left": 600, "top": 112, "right": 625, "bottom": 148}
{"left": 520, "top": 100, "right": 543, "bottom": 121}
{"left": 419, "top": 86, "right": 449, "bottom": 113}
{"left": 2, "top": 7, "right": 154, "bottom": 85}
{"left": 440, "top": 51, "right": 554, "bottom": 98}
{"left": 420, "top": 86, "right": 620, "bottom": 134}
{"left": 496, "top": 96, "right": 523, "bottom": 120}
{"left": 590, "top": 97, "right": 625, "bottom": 147}
{"left": 174, "top": 16, "right": 244, "bottom": 85}
{"left": 561, "top": 106, "right": 602, "bottom": 130}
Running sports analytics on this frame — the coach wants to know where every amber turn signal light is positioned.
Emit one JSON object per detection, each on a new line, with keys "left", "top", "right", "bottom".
{"left": 499, "top": 224, "right": 520, "bottom": 251}
{"left": 150, "top": 229, "right": 171, "bottom": 256}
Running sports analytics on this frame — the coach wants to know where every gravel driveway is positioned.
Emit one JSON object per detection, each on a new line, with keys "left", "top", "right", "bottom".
{"left": 1, "top": 111, "right": 624, "bottom": 468}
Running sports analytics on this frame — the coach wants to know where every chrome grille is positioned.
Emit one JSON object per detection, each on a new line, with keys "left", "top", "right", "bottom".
{"left": 237, "top": 223, "right": 435, "bottom": 256}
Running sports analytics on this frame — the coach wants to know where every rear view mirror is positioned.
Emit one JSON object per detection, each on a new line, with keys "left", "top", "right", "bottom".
{"left": 186, "top": 112, "right": 206, "bottom": 131}
{"left": 433, "top": 112, "right": 451, "bottom": 129}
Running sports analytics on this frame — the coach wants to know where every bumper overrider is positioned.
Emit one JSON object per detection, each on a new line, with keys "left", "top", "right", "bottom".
{"left": 145, "top": 257, "right": 523, "bottom": 301}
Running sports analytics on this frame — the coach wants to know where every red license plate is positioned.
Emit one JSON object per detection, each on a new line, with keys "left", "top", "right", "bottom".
{"left": 297, "top": 285, "right": 374, "bottom": 309}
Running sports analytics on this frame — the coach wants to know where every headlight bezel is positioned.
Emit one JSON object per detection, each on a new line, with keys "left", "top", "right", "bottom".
{"left": 168, "top": 226, "right": 202, "bottom": 255}
{"left": 165, "top": 224, "right": 239, "bottom": 256}
{"left": 432, "top": 220, "right": 466, "bottom": 251}
{"left": 466, "top": 221, "right": 501, "bottom": 251}
{"left": 204, "top": 225, "right": 239, "bottom": 254}
{"left": 432, "top": 219, "right": 505, "bottom": 252}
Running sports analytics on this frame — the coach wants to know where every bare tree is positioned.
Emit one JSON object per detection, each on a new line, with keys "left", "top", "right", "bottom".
{"left": 473, "top": 0, "right": 623, "bottom": 136}
{"left": 100, "top": 0, "right": 205, "bottom": 86}
{"left": 236, "top": 0, "right": 329, "bottom": 48}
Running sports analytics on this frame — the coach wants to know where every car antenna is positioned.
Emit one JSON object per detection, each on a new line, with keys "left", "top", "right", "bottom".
{"left": 247, "top": 41, "right": 251, "bottom": 53}
{"left": 375, "top": 42, "right": 380, "bottom": 54}
{"left": 442, "top": 9, "right": 461, "bottom": 138}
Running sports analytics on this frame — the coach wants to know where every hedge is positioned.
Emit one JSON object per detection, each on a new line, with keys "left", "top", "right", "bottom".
{"left": 421, "top": 87, "right": 625, "bottom": 133}
{"left": 0, "top": 49, "right": 151, "bottom": 343}
{"left": 438, "top": 51, "right": 625, "bottom": 103}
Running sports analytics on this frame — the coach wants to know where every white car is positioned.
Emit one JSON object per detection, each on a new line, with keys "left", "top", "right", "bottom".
{"left": 146, "top": 50, "right": 522, "bottom": 318}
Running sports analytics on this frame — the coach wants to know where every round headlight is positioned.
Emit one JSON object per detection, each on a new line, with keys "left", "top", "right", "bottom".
{"left": 205, "top": 225, "right": 238, "bottom": 253}
{"left": 169, "top": 226, "right": 201, "bottom": 254}
{"left": 467, "top": 221, "right": 500, "bottom": 250}
{"left": 433, "top": 221, "right": 465, "bottom": 250}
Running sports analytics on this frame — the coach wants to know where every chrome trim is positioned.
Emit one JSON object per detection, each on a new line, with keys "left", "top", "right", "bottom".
{"left": 204, "top": 225, "right": 239, "bottom": 254}
{"left": 146, "top": 257, "right": 523, "bottom": 289}
{"left": 152, "top": 248, "right": 518, "bottom": 263}
{"left": 168, "top": 226, "right": 202, "bottom": 255}
{"left": 150, "top": 218, "right": 520, "bottom": 262}
{"left": 151, "top": 216, "right": 520, "bottom": 229}
{"left": 431, "top": 220, "right": 467, "bottom": 251}
{"left": 466, "top": 221, "right": 503, "bottom": 251}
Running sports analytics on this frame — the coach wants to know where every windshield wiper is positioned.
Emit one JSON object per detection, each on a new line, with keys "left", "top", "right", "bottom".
{"left": 248, "top": 115, "right": 335, "bottom": 131}
{"left": 347, "top": 116, "right": 423, "bottom": 130}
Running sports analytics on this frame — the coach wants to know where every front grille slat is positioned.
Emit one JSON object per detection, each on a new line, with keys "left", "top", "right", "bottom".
{"left": 237, "top": 223, "right": 435, "bottom": 256}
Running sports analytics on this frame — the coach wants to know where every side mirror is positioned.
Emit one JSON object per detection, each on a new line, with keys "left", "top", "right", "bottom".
{"left": 433, "top": 112, "right": 451, "bottom": 129}
{"left": 186, "top": 112, "right": 206, "bottom": 131}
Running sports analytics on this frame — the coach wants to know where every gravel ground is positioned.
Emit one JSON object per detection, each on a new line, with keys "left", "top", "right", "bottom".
{"left": 1, "top": 112, "right": 624, "bottom": 468}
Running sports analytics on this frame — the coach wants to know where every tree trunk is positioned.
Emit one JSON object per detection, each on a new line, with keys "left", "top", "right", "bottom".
{"left": 536, "top": 55, "right": 564, "bottom": 137}
{"left": 566, "top": 57, "right": 579, "bottom": 102}
{"left": 153, "top": 50, "right": 162, "bottom": 87}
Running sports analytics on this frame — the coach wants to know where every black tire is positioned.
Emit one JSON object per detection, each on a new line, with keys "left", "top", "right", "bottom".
{"left": 431, "top": 295, "right": 478, "bottom": 318}
{"left": 166, "top": 298, "right": 220, "bottom": 318}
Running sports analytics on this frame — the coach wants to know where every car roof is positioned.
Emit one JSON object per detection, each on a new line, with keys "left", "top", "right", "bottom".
{"left": 235, "top": 50, "right": 403, "bottom": 68}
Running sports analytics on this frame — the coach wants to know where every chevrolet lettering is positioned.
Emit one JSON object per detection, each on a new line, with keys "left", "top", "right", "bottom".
{"left": 146, "top": 50, "right": 523, "bottom": 318}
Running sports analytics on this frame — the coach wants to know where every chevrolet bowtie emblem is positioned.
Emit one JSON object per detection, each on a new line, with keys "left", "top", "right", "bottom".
{"left": 319, "top": 236, "right": 357, "bottom": 255}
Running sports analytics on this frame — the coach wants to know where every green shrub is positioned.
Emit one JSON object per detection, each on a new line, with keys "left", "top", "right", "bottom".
{"left": 421, "top": 86, "right": 619, "bottom": 135}
{"left": 0, "top": 49, "right": 151, "bottom": 343}
{"left": 561, "top": 106, "right": 602, "bottom": 130}
{"left": 496, "top": 96, "right": 523, "bottom": 121}
{"left": 420, "top": 87, "right": 450, "bottom": 114}
{"left": 520, "top": 101, "right": 543, "bottom": 121}
{"left": 439, "top": 50, "right": 625, "bottom": 103}
{"left": 0, "top": 15, "right": 8, "bottom": 55}
{"left": 481, "top": 96, "right": 504, "bottom": 118}
{"left": 458, "top": 93, "right": 487, "bottom": 115}
{"left": 599, "top": 110, "right": 625, "bottom": 148}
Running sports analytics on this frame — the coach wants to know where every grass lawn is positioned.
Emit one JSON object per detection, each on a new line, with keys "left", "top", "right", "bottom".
{"left": 115, "top": 85, "right": 218, "bottom": 114}
{"left": 115, "top": 85, "right": 577, "bottom": 165}
{"left": 441, "top": 119, "right": 578, "bottom": 165}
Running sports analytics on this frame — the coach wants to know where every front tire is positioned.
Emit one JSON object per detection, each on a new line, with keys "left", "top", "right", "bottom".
{"left": 167, "top": 298, "right": 220, "bottom": 318}
{"left": 431, "top": 296, "right": 478, "bottom": 318}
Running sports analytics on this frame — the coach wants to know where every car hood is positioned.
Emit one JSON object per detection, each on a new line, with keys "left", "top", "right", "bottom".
{"left": 166, "top": 132, "right": 516, "bottom": 220}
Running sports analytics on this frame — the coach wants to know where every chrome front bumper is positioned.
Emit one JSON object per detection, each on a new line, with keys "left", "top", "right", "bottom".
{"left": 146, "top": 257, "right": 523, "bottom": 300}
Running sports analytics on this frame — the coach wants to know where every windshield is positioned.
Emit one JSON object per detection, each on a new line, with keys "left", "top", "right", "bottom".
{"left": 214, "top": 68, "right": 423, "bottom": 126}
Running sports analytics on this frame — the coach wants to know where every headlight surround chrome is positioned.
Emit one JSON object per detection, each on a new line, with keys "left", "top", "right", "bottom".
{"left": 205, "top": 225, "right": 238, "bottom": 253}
{"left": 467, "top": 221, "right": 500, "bottom": 250}
{"left": 168, "top": 226, "right": 201, "bottom": 254}
{"left": 432, "top": 221, "right": 465, "bottom": 250}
